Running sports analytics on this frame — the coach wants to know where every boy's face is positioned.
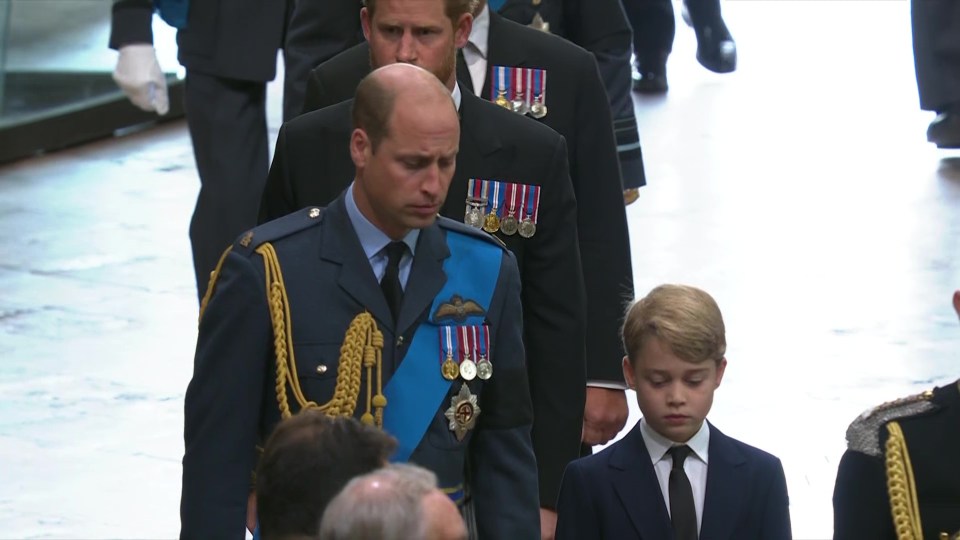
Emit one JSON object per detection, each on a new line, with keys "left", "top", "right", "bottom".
{"left": 623, "top": 336, "right": 727, "bottom": 443}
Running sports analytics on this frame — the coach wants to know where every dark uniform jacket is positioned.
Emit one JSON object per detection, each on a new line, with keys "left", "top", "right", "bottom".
{"left": 301, "top": 21, "right": 634, "bottom": 386}
{"left": 833, "top": 380, "right": 960, "bottom": 540}
{"left": 109, "top": 0, "right": 288, "bottom": 82}
{"left": 181, "top": 199, "right": 540, "bottom": 539}
{"left": 555, "top": 421, "right": 793, "bottom": 540}
{"left": 259, "top": 92, "right": 587, "bottom": 508}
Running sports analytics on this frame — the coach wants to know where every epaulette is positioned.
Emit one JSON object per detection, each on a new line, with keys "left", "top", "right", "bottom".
{"left": 437, "top": 216, "right": 508, "bottom": 251}
{"left": 845, "top": 389, "right": 936, "bottom": 457}
{"left": 234, "top": 207, "right": 325, "bottom": 257}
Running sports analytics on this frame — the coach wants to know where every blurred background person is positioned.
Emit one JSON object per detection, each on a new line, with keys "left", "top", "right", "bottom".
{"left": 911, "top": 0, "right": 960, "bottom": 148}
{"left": 109, "top": 0, "right": 293, "bottom": 301}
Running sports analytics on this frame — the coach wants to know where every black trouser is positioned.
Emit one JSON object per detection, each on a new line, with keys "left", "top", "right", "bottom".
{"left": 184, "top": 71, "right": 270, "bottom": 300}
{"left": 911, "top": 0, "right": 960, "bottom": 112}
{"left": 622, "top": 0, "right": 725, "bottom": 60}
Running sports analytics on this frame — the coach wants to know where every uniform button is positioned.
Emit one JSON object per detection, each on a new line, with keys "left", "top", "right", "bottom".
{"left": 308, "top": 208, "right": 321, "bottom": 218}
{"left": 316, "top": 364, "right": 328, "bottom": 374}
{"left": 396, "top": 335, "right": 404, "bottom": 347}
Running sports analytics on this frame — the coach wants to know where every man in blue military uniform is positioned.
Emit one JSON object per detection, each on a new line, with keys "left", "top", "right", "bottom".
{"left": 181, "top": 63, "right": 539, "bottom": 539}
{"left": 832, "top": 290, "right": 960, "bottom": 540}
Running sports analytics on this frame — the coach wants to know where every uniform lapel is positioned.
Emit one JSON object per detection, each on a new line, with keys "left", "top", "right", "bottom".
{"left": 700, "top": 423, "right": 747, "bottom": 540}
{"left": 320, "top": 196, "right": 394, "bottom": 329}
{"left": 482, "top": 12, "right": 529, "bottom": 101}
{"left": 395, "top": 223, "right": 449, "bottom": 336}
{"left": 611, "top": 424, "right": 673, "bottom": 540}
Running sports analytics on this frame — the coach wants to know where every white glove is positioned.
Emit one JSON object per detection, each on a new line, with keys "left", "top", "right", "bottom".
{"left": 113, "top": 44, "right": 170, "bottom": 115}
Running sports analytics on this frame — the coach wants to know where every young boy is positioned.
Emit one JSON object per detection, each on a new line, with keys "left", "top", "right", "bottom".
{"left": 555, "top": 284, "right": 792, "bottom": 539}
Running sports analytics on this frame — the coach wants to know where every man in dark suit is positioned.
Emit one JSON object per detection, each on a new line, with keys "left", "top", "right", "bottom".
{"left": 832, "top": 290, "right": 960, "bottom": 539}
{"left": 182, "top": 64, "right": 540, "bottom": 539}
{"left": 297, "top": 0, "right": 634, "bottom": 469}
{"left": 109, "top": 0, "right": 292, "bottom": 300}
{"left": 911, "top": 0, "right": 960, "bottom": 148}
{"left": 263, "top": 1, "right": 589, "bottom": 534}
{"left": 555, "top": 285, "right": 792, "bottom": 540}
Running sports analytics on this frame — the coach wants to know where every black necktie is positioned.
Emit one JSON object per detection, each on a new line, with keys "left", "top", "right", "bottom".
{"left": 668, "top": 445, "right": 698, "bottom": 540}
{"left": 380, "top": 241, "right": 406, "bottom": 322}
{"left": 456, "top": 48, "right": 474, "bottom": 95}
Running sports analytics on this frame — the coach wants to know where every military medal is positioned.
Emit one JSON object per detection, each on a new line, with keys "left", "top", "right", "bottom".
{"left": 464, "top": 179, "right": 487, "bottom": 229}
{"left": 441, "top": 326, "right": 459, "bottom": 380}
{"left": 530, "top": 69, "right": 548, "bottom": 119}
{"left": 475, "top": 325, "right": 492, "bottom": 380}
{"left": 500, "top": 183, "right": 519, "bottom": 235}
{"left": 444, "top": 383, "right": 480, "bottom": 441}
{"left": 511, "top": 68, "right": 529, "bottom": 115}
{"left": 528, "top": 11, "right": 550, "bottom": 33}
{"left": 482, "top": 181, "right": 501, "bottom": 233}
{"left": 493, "top": 66, "right": 511, "bottom": 110}
{"left": 518, "top": 184, "right": 540, "bottom": 238}
{"left": 458, "top": 326, "right": 477, "bottom": 381}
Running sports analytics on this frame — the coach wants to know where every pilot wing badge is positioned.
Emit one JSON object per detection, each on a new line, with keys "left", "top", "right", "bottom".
{"left": 433, "top": 295, "right": 486, "bottom": 323}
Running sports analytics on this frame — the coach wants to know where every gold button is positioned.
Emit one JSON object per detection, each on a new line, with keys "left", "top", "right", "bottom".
{"left": 309, "top": 208, "right": 321, "bottom": 218}
{"left": 316, "top": 364, "right": 328, "bottom": 374}
{"left": 532, "top": 0, "right": 541, "bottom": 5}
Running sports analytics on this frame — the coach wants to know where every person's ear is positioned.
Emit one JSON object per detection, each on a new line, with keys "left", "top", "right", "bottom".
{"left": 360, "top": 7, "right": 372, "bottom": 41}
{"left": 714, "top": 357, "right": 727, "bottom": 388}
{"left": 350, "top": 128, "right": 370, "bottom": 170}
{"left": 952, "top": 290, "right": 960, "bottom": 321}
{"left": 622, "top": 356, "right": 636, "bottom": 390}
{"left": 453, "top": 13, "right": 473, "bottom": 49}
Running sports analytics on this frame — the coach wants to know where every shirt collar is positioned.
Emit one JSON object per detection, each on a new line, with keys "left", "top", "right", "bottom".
{"left": 452, "top": 82, "right": 462, "bottom": 111}
{"left": 345, "top": 183, "right": 420, "bottom": 260}
{"left": 639, "top": 418, "right": 711, "bottom": 465}
{"left": 468, "top": 4, "right": 490, "bottom": 59}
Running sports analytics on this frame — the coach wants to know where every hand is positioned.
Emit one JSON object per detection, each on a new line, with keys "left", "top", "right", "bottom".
{"left": 582, "top": 387, "right": 628, "bottom": 445}
{"left": 539, "top": 507, "right": 557, "bottom": 540}
{"left": 113, "top": 44, "right": 170, "bottom": 115}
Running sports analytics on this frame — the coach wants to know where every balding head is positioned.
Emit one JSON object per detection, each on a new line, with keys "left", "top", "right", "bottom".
{"left": 352, "top": 63, "right": 456, "bottom": 152}
{"left": 349, "top": 63, "right": 460, "bottom": 240}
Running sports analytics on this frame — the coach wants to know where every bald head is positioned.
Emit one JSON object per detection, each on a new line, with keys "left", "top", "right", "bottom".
{"left": 353, "top": 63, "right": 456, "bottom": 153}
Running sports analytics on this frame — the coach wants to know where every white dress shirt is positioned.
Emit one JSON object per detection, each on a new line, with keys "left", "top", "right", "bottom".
{"left": 462, "top": 4, "right": 490, "bottom": 93}
{"left": 639, "top": 418, "right": 710, "bottom": 533}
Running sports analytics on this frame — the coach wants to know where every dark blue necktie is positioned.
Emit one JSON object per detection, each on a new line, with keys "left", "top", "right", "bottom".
{"left": 380, "top": 242, "right": 406, "bottom": 322}
{"left": 668, "top": 445, "right": 698, "bottom": 540}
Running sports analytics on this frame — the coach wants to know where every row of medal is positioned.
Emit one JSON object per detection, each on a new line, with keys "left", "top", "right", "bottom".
{"left": 464, "top": 179, "right": 541, "bottom": 238}
{"left": 491, "top": 66, "right": 548, "bottom": 119}
{"left": 439, "top": 324, "right": 493, "bottom": 381}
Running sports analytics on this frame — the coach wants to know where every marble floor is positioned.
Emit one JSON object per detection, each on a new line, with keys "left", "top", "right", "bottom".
{"left": 1, "top": 1, "right": 959, "bottom": 538}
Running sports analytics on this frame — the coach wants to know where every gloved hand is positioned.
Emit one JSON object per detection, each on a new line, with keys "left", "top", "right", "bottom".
{"left": 113, "top": 44, "right": 170, "bottom": 115}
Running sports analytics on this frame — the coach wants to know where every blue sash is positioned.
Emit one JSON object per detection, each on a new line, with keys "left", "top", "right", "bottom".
{"left": 383, "top": 231, "right": 502, "bottom": 462}
{"left": 155, "top": 0, "right": 189, "bottom": 29}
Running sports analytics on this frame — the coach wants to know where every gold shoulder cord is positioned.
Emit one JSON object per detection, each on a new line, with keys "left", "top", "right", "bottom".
{"left": 885, "top": 421, "right": 924, "bottom": 540}
{"left": 256, "top": 242, "right": 386, "bottom": 427}
{"left": 197, "top": 242, "right": 386, "bottom": 427}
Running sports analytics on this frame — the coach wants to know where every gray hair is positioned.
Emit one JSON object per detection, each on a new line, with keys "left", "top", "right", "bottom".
{"left": 319, "top": 463, "right": 439, "bottom": 540}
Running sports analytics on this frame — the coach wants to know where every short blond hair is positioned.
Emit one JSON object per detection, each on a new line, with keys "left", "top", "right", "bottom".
{"left": 622, "top": 284, "right": 726, "bottom": 366}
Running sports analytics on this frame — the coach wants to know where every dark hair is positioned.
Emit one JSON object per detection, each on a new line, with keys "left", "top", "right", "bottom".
{"left": 256, "top": 411, "right": 397, "bottom": 540}
{"left": 364, "top": 0, "right": 474, "bottom": 23}
{"left": 352, "top": 72, "right": 398, "bottom": 152}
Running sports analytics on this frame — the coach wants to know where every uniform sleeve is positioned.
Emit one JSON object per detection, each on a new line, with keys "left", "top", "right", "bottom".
{"left": 832, "top": 449, "right": 896, "bottom": 540}
{"left": 555, "top": 461, "right": 600, "bottom": 540}
{"left": 259, "top": 124, "right": 296, "bottom": 224}
{"left": 469, "top": 249, "right": 540, "bottom": 539}
{"left": 180, "top": 250, "right": 272, "bottom": 540}
{"left": 109, "top": 0, "right": 155, "bottom": 49}
{"left": 282, "top": 0, "right": 363, "bottom": 121}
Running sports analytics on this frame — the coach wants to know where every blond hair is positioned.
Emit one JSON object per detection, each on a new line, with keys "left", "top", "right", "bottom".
{"left": 622, "top": 284, "right": 726, "bottom": 365}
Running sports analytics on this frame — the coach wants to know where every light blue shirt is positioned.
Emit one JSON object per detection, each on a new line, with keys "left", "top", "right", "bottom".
{"left": 345, "top": 183, "right": 419, "bottom": 289}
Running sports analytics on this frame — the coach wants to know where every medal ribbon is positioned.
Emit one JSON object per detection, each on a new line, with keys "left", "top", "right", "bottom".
{"left": 481, "top": 325, "right": 490, "bottom": 363}
{"left": 524, "top": 185, "right": 541, "bottom": 224}
{"left": 514, "top": 67, "right": 525, "bottom": 99}
{"left": 536, "top": 69, "right": 546, "bottom": 102}
{"left": 458, "top": 325, "right": 471, "bottom": 363}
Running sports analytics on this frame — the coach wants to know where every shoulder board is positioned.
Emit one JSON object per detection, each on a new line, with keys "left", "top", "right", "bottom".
{"left": 233, "top": 207, "right": 325, "bottom": 256}
{"left": 437, "top": 216, "right": 508, "bottom": 251}
{"left": 845, "top": 389, "right": 936, "bottom": 457}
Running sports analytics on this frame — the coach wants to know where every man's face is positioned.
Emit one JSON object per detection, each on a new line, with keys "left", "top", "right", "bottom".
{"left": 623, "top": 337, "right": 726, "bottom": 443}
{"left": 351, "top": 95, "right": 459, "bottom": 240}
{"left": 421, "top": 490, "right": 468, "bottom": 540}
{"left": 361, "top": 0, "right": 471, "bottom": 88}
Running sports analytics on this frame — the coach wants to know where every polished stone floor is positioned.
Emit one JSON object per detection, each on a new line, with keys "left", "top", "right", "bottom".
{"left": 1, "top": 1, "right": 959, "bottom": 538}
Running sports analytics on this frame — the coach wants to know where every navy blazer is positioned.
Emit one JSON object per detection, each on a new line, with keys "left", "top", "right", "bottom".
{"left": 555, "top": 421, "right": 792, "bottom": 540}
{"left": 181, "top": 198, "right": 540, "bottom": 539}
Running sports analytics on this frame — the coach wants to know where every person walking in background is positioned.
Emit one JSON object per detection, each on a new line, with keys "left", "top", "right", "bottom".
{"left": 911, "top": 0, "right": 960, "bottom": 148}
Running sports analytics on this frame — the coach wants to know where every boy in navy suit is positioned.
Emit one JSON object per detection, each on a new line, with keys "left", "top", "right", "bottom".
{"left": 555, "top": 284, "right": 792, "bottom": 540}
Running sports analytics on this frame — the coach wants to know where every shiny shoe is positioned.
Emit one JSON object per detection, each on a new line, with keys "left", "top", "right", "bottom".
{"left": 927, "top": 112, "right": 960, "bottom": 148}
{"left": 632, "top": 53, "right": 669, "bottom": 94}
{"left": 694, "top": 23, "right": 737, "bottom": 73}
{"left": 624, "top": 188, "right": 640, "bottom": 206}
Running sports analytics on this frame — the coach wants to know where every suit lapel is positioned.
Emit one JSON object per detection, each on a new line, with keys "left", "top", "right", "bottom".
{"left": 443, "top": 94, "right": 505, "bottom": 220}
{"left": 395, "top": 224, "right": 449, "bottom": 336}
{"left": 610, "top": 424, "right": 673, "bottom": 539}
{"left": 320, "top": 197, "right": 394, "bottom": 329}
{"left": 482, "top": 12, "right": 528, "bottom": 101}
{"left": 701, "top": 423, "right": 747, "bottom": 540}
